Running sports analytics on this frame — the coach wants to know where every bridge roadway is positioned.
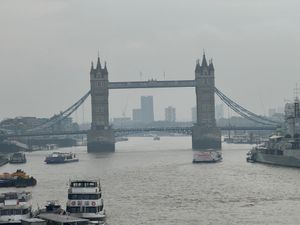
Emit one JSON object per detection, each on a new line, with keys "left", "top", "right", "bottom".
{"left": 108, "top": 80, "right": 196, "bottom": 89}
{"left": 0, "top": 126, "right": 276, "bottom": 138}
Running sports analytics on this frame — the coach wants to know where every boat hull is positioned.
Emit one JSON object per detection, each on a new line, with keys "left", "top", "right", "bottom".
{"left": 45, "top": 158, "right": 79, "bottom": 164}
{"left": 193, "top": 159, "right": 222, "bottom": 163}
{"left": 253, "top": 152, "right": 300, "bottom": 168}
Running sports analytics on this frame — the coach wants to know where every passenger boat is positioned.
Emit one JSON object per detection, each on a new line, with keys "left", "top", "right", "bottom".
{"left": 0, "top": 191, "right": 32, "bottom": 225}
{"left": 193, "top": 150, "right": 222, "bottom": 163}
{"left": 247, "top": 97, "right": 300, "bottom": 167}
{"left": 9, "top": 152, "right": 26, "bottom": 164}
{"left": 153, "top": 135, "right": 160, "bottom": 141}
{"left": 44, "top": 152, "right": 78, "bottom": 164}
{"left": 66, "top": 180, "right": 105, "bottom": 224}
{"left": 0, "top": 170, "right": 37, "bottom": 188}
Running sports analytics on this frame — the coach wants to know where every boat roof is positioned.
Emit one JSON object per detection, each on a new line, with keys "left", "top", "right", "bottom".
{"left": 70, "top": 179, "right": 100, "bottom": 183}
{"left": 38, "top": 213, "right": 89, "bottom": 223}
{"left": 269, "top": 135, "right": 284, "bottom": 139}
{"left": 21, "top": 218, "right": 45, "bottom": 222}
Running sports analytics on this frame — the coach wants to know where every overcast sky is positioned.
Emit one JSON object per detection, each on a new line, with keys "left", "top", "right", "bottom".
{"left": 1, "top": 0, "right": 300, "bottom": 123}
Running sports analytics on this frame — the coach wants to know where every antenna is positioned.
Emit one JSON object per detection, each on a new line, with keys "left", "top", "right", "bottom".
{"left": 294, "top": 83, "right": 300, "bottom": 99}
{"left": 139, "top": 72, "right": 143, "bottom": 81}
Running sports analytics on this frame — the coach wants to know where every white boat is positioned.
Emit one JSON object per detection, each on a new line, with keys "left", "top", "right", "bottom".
{"left": 66, "top": 180, "right": 105, "bottom": 224}
{"left": 0, "top": 192, "right": 32, "bottom": 224}
{"left": 193, "top": 150, "right": 222, "bottom": 163}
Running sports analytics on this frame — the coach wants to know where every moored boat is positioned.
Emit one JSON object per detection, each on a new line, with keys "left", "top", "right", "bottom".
{"left": 34, "top": 200, "right": 65, "bottom": 216}
{"left": 9, "top": 152, "right": 26, "bottom": 164}
{"left": 247, "top": 97, "right": 300, "bottom": 167}
{"left": 0, "top": 155, "right": 8, "bottom": 167}
{"left": 0, "top": 191, "right": 32, "bottom": 225}
{"left": 44, "top": 152, "right": 78, "bottom": 164}
{"left": 66, "top": 179, "right": 105, "bottom": 224}
{"left": 0, "top": 170, "right": 37, "bottom": 188}
{"left": 193, "top": 150, "right": 222, "bottom": 163}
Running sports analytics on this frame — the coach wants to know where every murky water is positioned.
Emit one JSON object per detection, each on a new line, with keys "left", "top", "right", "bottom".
{"left": 1, "top": 137, "right": 300, "bottom": 225}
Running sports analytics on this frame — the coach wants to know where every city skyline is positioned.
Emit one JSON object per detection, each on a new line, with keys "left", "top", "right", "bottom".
{"left": 1, "top": 0, "right": 300, "bottom": 122}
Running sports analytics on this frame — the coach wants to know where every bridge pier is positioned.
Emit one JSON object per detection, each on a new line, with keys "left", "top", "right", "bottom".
{"left": 192, "top": 53, "right": 221, "bottom": 150}
{"left": 87, "top": 129, "right": 115, "bottom": 152}
{"left": 192, "top": 125, "right": 221, "bottom": 149}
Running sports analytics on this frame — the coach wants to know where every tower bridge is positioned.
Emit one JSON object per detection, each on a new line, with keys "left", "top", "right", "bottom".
{"left": 87, "top": 53, "right": 220, "bottom": 152}
{"left": 0, "top": 53, "right": 280, "bottom": 152}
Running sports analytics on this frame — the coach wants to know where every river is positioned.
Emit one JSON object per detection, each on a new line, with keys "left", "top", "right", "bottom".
{"left": 1, "top": 136, "right": 300, "bottom": 225}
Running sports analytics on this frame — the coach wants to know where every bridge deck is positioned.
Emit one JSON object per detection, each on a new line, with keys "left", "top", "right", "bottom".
{"left": 109, "top": 80, "right": 196, "bottom": 89}
{"left": 0, "top": 126, "right": 277, "bottom": 138}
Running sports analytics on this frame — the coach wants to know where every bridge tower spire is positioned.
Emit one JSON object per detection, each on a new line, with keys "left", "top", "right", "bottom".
{"left": 87, "top": 56, "right": 115, "bottom": 152}
{"left": 192, "top": 52, "right": 221, "bottom": 150}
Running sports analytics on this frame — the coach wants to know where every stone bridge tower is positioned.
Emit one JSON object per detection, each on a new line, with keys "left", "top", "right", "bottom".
{"left": 87, "top": 57, "right": 115, "bottom": 152}
{"left": 192, "top": 53, "right": 221, "bottom": 150}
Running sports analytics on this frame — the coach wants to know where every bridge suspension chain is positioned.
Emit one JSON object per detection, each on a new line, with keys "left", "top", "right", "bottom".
{"left": 26, "top": 91, "right": 91, "bottom": 132}
{"left": 215, "top": 88, "right": 281, "bottom": 126}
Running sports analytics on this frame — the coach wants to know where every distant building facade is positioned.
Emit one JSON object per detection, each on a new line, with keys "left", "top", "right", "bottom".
{"left": 191, "top": 106, "right": 196, "bottom": 122}
{"left": 132, "top": 109, "right": 142, "bottom": 122}
{"left": 141, "top": 96, "right": 154, "bottom": 123}
{"left": 215, "top": 104, "right": 224, "bottom": 120}
{"left": 165, "top": 106, "right": 176, "bottom": 122}
{"left": 132, "top": 96, "right": 154, "bottom": 123}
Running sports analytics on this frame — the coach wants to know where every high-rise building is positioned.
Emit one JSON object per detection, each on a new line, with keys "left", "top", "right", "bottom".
{"left": 140, "top": 96, "right": 154, "bottom": 123}
{"left": 268, "top": 108, "right": 276, "bottom": 117}
{"left": 215, "top": 104, "right": 224, "bottom": 120}
{"left": 165, "top": 106, "right": 176, "bottom": 122}
{"left": 132, "top": 109, "right": 142, "bottom": 121}
{"left": 191, "top": 106, "right": 197, "bottom": 122}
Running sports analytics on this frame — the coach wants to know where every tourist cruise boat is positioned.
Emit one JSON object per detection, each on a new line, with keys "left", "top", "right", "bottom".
{"left": 44, "top": 152, "right": 79, "bottom": 164}
{"left": 0, "top": 191, "right": 32, "bottom": 224}
{"left": 66, "top": 180, "right": 105, "bottom": 224}
{"left": 193, "top": 150, "right": 222, "bottom": 163}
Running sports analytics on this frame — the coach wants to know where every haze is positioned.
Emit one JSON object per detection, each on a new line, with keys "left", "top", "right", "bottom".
{"left": 1, "top": 0, "right": 299, "bottom": 122}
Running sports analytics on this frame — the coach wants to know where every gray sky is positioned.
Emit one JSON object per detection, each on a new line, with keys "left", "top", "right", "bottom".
{"left": 1, "top": 0, "right": 300, "bottom": 122}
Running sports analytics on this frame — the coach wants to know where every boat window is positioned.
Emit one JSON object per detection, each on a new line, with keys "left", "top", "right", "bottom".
{"left": 71, "top": 182, "right": 97, "bottom": 187}
{"left": 0, "top": 209, "right": 9, "bottom": 215}
{"left": 277, "top": 150, "right": 283, "bottom": 155}
{"left": 66, "top": 206, "right": 81, "bottom": 213}
{"left": 85, "top": 207, "right": 97, "bottom": 213}
{"left": 22, "top": 208, "right": 29, "bottom": 214}
{"left": 68, "top": 194, "right": 101, "bottom": 200}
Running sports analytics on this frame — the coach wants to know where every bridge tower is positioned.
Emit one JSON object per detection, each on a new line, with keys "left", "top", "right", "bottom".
{"left": 87, "top": 57, "right": 115, "bottom": 152}
{"left": 192, "top": 53, "right": 221, "bottom": 150}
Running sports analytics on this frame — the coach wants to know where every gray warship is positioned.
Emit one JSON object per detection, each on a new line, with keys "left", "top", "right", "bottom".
{"left": 247, "top": 97, "right": 300, "bottom": 167}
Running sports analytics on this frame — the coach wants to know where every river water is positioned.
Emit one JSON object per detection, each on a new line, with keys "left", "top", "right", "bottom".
{"left": 1, "top": 136, "right": 300, "bottom": 225}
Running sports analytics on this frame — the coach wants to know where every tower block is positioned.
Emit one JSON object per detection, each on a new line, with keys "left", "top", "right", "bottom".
{"left": 192, "top": 53, "right": 221, "bottom": 150}
{"left": 87, "top": 57, "right": 115, "bottom": 152}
